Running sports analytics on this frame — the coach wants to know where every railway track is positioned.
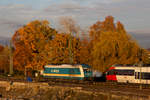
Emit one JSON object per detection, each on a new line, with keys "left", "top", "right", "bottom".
{"left": 40, "top": 78, "right": 150, "bottom": 91}
{"left": 1, "top": 77, "right": 150, "bottom": 90}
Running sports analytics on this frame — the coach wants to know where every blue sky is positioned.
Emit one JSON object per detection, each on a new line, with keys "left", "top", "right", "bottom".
{"left": 0, "top": 0, "right": 150, "bottom": 48}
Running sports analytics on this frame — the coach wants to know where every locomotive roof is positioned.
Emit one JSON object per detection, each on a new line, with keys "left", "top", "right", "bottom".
{"left": 44, "top": 64, "right": 91, "bottom": 69}
{"left": 45, "top": 64, "right": 81, "bottom": 68}
{"left": 81, "top": 64, "right": 91, "bottom": 68}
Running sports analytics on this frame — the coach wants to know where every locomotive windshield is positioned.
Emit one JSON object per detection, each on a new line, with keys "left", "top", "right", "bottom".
{"left": 83, "top": 68, "right": 91, "bottom": 72}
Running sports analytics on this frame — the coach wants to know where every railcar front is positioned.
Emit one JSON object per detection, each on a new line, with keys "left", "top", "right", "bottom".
{"left": 106, "top": 65, "right": 136, "bottom": 83}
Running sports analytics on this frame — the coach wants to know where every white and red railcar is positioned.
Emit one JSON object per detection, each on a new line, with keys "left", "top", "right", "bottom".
{"left": 106, "top": 65, "right": 150, "bottom": 84}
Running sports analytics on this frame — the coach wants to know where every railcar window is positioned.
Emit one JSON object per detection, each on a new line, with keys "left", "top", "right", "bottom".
{"left": 113, "top": 64, "right": 123, "bottom": 66}
{"left": 135, "top": 72, "right": 150, "bottom": 80}
{"left": 142, "top": 73, "right": 150, "bottom": 79}
{"left": 126, "top": 64, "right": 133, "bottom": 66}
{"left": 107, "top": 69, "right": 134, "bottom": 76}
{"left": 115, "top": 70, "right": 134, "bottom": 76}
{"left": 143, "top": 64, "right": 150, "bottom": 67}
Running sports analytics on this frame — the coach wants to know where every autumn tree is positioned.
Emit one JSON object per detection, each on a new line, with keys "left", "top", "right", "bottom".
{"left": 89, "top": 16, "right": 116, "bottom": 42}
{"left": 45, "top": 33, "right": 82, "bottom": 64}
{"left": 0, "top": 45, "right": 10, "bottom": 74}
{"left": 140, "top": 49, "right": 150, "bottom": 64}
{"left": 58, "top": 17, "right": 93, "bottom": 65}
{"left": 58, "top": 17, "right": 82, "bottom": 64}
{"left": 89, "top": 16, "right": 141, "bottom": 71}
{"left": 12, "top": 20, "right": 57, "bottom": 73}
{"left": 78, "top": 31, "right": 92, "bottom": 65}
{"left": 0, "top": 45, "right": 4, "bottom": 52}
{"left": 58, "top": 17, "right": 81, "bottom": 37}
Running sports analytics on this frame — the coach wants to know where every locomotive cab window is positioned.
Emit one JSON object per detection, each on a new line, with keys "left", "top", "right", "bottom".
{"left": 84, "top": 68, "right": 91, "bottom": 72}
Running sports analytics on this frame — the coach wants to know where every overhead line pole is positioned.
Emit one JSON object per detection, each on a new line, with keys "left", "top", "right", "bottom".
{"left": 69, "top": 32, "right": 73, "bottom": 64}
{"left": 139, "top": 49, "right": 143, "bottom": 90}
{"left": 9, "top": 39, "right": 13, "bottom": 75}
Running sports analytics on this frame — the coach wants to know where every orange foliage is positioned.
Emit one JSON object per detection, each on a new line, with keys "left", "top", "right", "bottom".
{"left": 89, "top": 16, "right": 141, "bottom": 71}
{"left": 45, "top": 33, "right": 82, "bottom": 64}
{"left": 89, "top": 16, "right": 116, "bottom": 42}
{"left": 0, "top": 46, "right": 9, "bottom": 73}
{"left": 0, "top": 45, "right": 4, "bottom": 52}
{"left": 79, "top": 38, "right": 91, "bottom": 65}
{"left": 11, "top": 16, "right": 146, "bottom": 73}
{"left": 12, "top": 20, "right": 57, "bottom": 72}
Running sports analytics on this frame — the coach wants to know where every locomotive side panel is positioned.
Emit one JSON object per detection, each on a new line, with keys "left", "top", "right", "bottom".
{"left": 43, "top": 68, "right": 83, "bottom": 80}
{"left": 42, "top": 64, "right": 87, "bottom": 80}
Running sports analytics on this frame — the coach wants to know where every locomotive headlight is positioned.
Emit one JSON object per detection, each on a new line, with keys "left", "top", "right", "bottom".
{"left": 40, "top": 70, "right": 44, "bottom": 75}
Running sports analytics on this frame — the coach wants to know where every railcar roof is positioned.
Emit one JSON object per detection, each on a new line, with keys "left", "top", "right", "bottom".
{"left": 113, "top": 66, "right": 150, "bottom": 67}
{"left": 112, "top": 64, "right": 150, "bottom": 67}
{"left": 110, "top": 66, "right": 150, "bottom": 70}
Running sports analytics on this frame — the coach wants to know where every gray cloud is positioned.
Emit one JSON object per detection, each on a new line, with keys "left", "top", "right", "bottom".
{"left": 0, "top": 0, "right": 150, "bottom": 48}
{"left": 44, "top": 2, "right": 110, "bottom": 27}
{"left": 0, "top": 4, "right": 42, "bottom": 37}
{"left": 130, "top": 32, "right": 150, "bottom": 49}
